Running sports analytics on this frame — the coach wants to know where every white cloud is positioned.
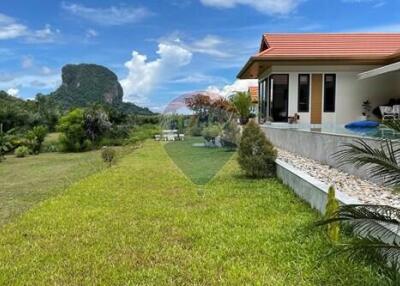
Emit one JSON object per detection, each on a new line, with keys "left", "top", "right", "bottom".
{"left": 189, "top": 35, "right": 231, "bottom": 58}
{"left": 206, "top": 79, "right": 258, "bottom": 97}
{"left": 0, "top": 13, "right": 59, "bottom": 42}
{"left": 199, "top": 0, "right": 303, "bottom": 15}
{"left": 21, "top": 56, "right": 34, "bottom": 69}
{"left": 41, "top": 66, "right": 52, "bottom": 75}
{"left": 86, "top": 28, "right": 98, "bottom": 38}
{"left": 62, "top": 2, "right": 151, "bottom": 26}
{"left": 120, "top": 43, "right": 192, "bottom": 104}
{"left": 7, "top": 88, "right": 19, "bottom": 97}
{"left": 0, "top": 73, "right": 61, "bottom": 91}
{"left": 171, "top": 73, "right": 228, "bottom": 84}
{"left": 0, "top": 13, "right": 27, "bottom": 39}
{"left": 27, "top": 24, "right": 60, "bottom": 43}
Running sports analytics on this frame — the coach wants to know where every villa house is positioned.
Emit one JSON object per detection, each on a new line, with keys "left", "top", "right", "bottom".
{"left": 238, "top": 33, "right": 400, "bottom": 125}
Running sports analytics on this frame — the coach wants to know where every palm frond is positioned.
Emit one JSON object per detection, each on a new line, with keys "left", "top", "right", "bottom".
{"left": 384, "top": 119, "right": 400, "bottom": 133}
{"left": 333, "top": 139, "right": 400, "bottom": 186}
{"left": 317, "top": 204, "right": 400, "bottom": 242}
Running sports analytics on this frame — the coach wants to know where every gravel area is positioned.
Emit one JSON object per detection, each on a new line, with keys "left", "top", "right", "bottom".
{"left": 277, "top": 148, "right": 400, "bottom": 208}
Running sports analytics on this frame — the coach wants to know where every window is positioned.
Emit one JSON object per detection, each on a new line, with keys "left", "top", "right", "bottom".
{"left": 298, "top": 74, "right": 310, "bottom": 112}
{"left": 324, "top": 74, "right": 336, "bottom": 112}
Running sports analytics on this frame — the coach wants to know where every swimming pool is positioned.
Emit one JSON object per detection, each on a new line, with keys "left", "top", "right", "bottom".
{"left": 267, "top": 123, "right": 400, "bottom": 140}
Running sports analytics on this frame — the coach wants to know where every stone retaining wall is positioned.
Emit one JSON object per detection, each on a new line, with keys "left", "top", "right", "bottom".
{"left": 263, "top": 126, "right": 384, "bottom": 184}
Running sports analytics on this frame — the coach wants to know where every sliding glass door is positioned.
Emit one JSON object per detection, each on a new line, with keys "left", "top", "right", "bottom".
{"left": 269, "top": 74, "right": 289, "bottom": 122}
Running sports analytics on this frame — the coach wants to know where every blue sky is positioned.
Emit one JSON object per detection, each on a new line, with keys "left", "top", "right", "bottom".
{"left": 1, "top": 0, "right": 400, "bottom": 111}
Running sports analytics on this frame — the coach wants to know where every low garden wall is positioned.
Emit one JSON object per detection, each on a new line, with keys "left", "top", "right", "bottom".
{"left": 262, "top": 126, "right": 384, "bottom": 184}
{"left": 276, "top": 159, "right": 359, "bottom": 214}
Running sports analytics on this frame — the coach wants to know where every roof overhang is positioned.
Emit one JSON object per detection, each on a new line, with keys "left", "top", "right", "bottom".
{"left": 358, "top": 61, "right": 400, "bottom": 80}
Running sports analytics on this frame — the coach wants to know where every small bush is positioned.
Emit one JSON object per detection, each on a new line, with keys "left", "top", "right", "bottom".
{"left": 238, "top": 120, "right": 277, "bottom": 178}
{"left": 26, "top": 125, "right": 48, "bottom": 154}
{"left": 202, "top": 124, "right": 221, "bottom": 145}
{"left": 43, "top": 144, "right": 59, "bottom": 153}
{"left": 15, "top": 146, "right": 30, "bottom": 158}
{"left": 189, "top": 125, "right": 203, "bottom": 137}
{"left": 221, "top": 120, "right": 241, "bottom": 150}
{"left": 129, "top": 124, "right": 160, "bottom": 144}
{"left": 101, "top": 147, "right": 116, "bottom": 167}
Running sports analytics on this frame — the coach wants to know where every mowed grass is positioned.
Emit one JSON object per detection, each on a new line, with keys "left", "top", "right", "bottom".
{"left": 0, "top": 141, "right": 389, "bottom": 285}
{"left": 164, "top": 136, "right": 234, "bottom": 184}
{"left": 0, "top": 150, "right": 104, "bottom": 225}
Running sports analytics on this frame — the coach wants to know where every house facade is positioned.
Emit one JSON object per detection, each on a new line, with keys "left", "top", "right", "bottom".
{"left": 238, "top": 34, "right": 400, "bottom": 125}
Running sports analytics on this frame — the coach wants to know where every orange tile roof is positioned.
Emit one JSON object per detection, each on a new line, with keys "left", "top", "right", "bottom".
{"left": 248, "top": 86, "right": 258, "bottom": 103}
{"left": 237, "top": 33, "right": 400, "bottom": 79}
{"left": 258, "top": 33, "right": 400, "bottom": 59}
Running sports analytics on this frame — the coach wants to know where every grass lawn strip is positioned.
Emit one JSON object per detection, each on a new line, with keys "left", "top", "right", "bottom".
{"left": 164, "top": 136, "right": 234, "bottom": 185}
{"left": 0, "top": 141, "right": 389, "bottom": 285}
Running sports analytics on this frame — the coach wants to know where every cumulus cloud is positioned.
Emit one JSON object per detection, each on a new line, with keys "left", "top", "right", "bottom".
{"left": 189, "top": 35, "right": 231, "bottom": 58}
{"left": 62, "top": 2, "right": 151, "bottom": 26}
{"left": 120, "top": 43, "right": 193, "bottom": 103}
{"left": 200, "top": 0, "right": 303, "bottom": 15}
{"left": 7, "top": 88, "right": 19, "bottom": 97}
{"left": 0, "top": 73, "right": 61, "bottom": 91}
{"left": 206, "top": 79, "right": 258, "bottom": 97}
{"left": 0, "top": 13, "right": 27, "bottom": 39}
{"left": 0, "top": 13, "right": 59, "bottom": 42}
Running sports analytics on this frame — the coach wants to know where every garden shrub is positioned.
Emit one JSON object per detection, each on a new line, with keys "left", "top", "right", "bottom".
{"left": 129, "top": 124, "right": 160, "bottom": 144}
{"left": 43, "top": 143, "right": 59, "bottom": 153}
{"left": 101, "top": 147, "right": 116, "bottom": 167}
{"left": 189, "top": 125, "right": 203, "bottom": 137}
{"left": 202, "top": 124, "right": 221, "bottom": 145}
{"left": 221, "top": 120, "right": 241, "bottom": 150}
{"left": 26, "top": 125, "right": 48, "bottom": 154}
{"left": 15, "top": 146, "right": 29, "bottom": 158}
{"left": 325, "top": 186, "right": 340, "bottom": 242}
{"left": 238, "top": 120, "right": 277, "bottom": 178}
{"left": 57, "top": 109, "right": 87, "bottom": 152}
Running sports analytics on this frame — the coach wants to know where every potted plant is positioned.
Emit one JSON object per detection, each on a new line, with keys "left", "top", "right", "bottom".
{"left": 361, "top": 100, "right": 371, "bottom": 120}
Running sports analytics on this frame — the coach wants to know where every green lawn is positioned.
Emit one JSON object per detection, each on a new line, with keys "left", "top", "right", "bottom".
{"left": 0, "top": 150, "right": 105, "bottom": 225}
{"left": 164, "top": 136, "right": 234, "bottom": 185}
{"left": 0, "top": 141, "right": 389, "bottom": 285}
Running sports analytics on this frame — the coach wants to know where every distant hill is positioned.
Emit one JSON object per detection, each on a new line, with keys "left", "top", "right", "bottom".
{"left": 50, "top": 64, "right": 152, "bottom": 115}
{"left": 0, "top": 90, "right": 34, "bottom": 110}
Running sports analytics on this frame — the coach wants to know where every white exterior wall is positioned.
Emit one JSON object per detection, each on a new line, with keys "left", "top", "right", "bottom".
{"left": 259, "top": 65, "right": 400, "bottom": 125}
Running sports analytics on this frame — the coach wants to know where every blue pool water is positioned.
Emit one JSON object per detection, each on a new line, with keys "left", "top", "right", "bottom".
{"left": 268, "top": 123, "right": 400, "bottom": 140}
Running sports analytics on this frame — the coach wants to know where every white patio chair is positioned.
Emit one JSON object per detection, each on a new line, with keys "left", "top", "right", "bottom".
{"left": 380, "top": 106, "right": 396, "bottom": 120}
{"left": 167, "top": 134, "right": 175, "bottom": 141}
{"left": 155, "top": 134, "right": 161, "bottom": 141}
{"left": 392, "top": 105, "right": 400, "bottom": 119}
{"left": 179, "top": 134, "right": 185, "bottom": 141}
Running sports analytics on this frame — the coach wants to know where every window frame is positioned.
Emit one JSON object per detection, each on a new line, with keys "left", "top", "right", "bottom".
{"left": 323, "top": 74, "right": 336, "bottom": 113}
{"left": 297, "top": 74, "right": 310, "bottom": 113}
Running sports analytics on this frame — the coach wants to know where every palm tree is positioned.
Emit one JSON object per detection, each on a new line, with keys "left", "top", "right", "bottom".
{"left": 317, "top": 204, "right": 400, "bottom": 280}
{"left": 333, "top": 138, "right": 400, "bottom": 187}
{"left": 230, "top": 92, "right": 251, "bottom": 125}
{"left": 322, "top": 125, "right": 400, "bottom": 282}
